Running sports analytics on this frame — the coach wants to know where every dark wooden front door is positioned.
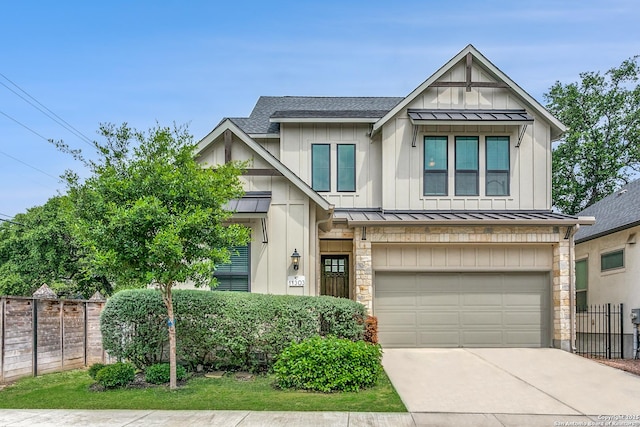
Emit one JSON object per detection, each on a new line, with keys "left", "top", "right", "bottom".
{"left": 321, "top": 255, "right": 349, "bottom": 298}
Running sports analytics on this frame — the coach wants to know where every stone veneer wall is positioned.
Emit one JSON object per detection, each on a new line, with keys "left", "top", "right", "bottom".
{"left": 349, "top": 225, "right": 574, "bottom": 351}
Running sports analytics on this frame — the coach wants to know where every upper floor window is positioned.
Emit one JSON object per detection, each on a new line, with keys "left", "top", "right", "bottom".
{"left": 311, "top": 144, "right": 330, "bottom": 192}
{"left": 312, "top": 143, "right": 355, "bottom": 192}
{"left": 486, "top": 136, "right": 510, "bottom": 196}
{"left": 213, "top": 245, "right": 250, "bottom": 292}
{"left": 455, "top": 136, "right": 479, "bottom": 196}
{"left": 337, "top": 144, "right": 356, "bottom": 192}
{"left": 424, "top": 136, "right": 448, "bottom": 196}
{"left": 601, "top": 249, "right": 624, "bottom": 272}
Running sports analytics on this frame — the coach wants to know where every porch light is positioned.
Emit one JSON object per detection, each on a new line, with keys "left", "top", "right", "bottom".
{"left": 291, "top": 249, "right": 301, "bottom": 270}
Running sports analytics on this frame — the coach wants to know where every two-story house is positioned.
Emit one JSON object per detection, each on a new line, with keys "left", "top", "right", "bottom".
{"left": 196, "top": 45, "right": 594, "bottom": 352}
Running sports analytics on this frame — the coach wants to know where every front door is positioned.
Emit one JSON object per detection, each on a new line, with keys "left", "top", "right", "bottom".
{"left": 321, "top": 255, "right": 349, "bottom": 298}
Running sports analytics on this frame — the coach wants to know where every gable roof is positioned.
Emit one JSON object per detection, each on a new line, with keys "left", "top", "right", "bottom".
{"left": 574, "top": 179, "right": 640, "bottom": 243}
{"left": 229, "top": 96, "right": 403, "bottom": 135}
{"left": 196, "top": 119, "right": 333, "bottom": 212}
{"left": 371, "top": 44, "right": 566, "bottom": 140}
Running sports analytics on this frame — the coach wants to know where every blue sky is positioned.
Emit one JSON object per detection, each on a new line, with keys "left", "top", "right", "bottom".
{"left": 1, "top": 0, "right": 638, "bottom": 218}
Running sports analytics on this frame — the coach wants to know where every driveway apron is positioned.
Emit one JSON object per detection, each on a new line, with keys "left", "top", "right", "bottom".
{"left": 382, "top": 348, "right": 640, "bottom": 416}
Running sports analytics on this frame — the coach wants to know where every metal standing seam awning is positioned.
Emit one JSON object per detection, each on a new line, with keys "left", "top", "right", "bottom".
{"left": 333, "top": 210, "right": 595, "bottom": 227}
{"left": 407, "top": 109, "right": 535, "bottom": 147}
{"left": 224, "top": 191, "right": 272, "bottom": 243}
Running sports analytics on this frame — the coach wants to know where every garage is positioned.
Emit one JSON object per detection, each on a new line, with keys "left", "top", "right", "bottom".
{"left": 375, "top": 272, "right": 550, "bottom": 348}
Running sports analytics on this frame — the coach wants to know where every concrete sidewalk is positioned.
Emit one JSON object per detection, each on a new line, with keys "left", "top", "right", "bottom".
{"left": 1, "top": 410, "right": 416, "bottom": 427}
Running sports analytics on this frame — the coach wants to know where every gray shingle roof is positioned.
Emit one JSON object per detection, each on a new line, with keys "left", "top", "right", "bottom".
{"left": 574, "top": 179, "right": 640, "bottom": 243}
{"left": 229, "top": 96, "right": 403, "bottom": 134}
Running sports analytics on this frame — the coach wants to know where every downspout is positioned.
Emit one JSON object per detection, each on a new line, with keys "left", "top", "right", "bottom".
{"left": 569, "top": 224, "right": 580, "bottom": 352}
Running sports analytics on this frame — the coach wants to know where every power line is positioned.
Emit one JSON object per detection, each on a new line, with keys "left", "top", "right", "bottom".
{"left": 0, "top": 148, "right": 60, "bottom": 180}
{"left": 0, "top": 109, "right": 57, "bottom": 143}
{"left": 0, "top": 72, "right": 94, "bottom": 147}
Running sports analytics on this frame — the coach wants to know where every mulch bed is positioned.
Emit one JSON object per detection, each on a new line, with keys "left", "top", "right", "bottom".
{"left": 595, "top": 358, "right": 640, "bottom": 376}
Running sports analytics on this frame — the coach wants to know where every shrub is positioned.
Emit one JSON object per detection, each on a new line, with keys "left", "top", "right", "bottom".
{"left": 363, "top": 316, "right": 378, "bottom": 344}
{"left": 273, "top": 336, "right": 383, "bottom": 392}
{"left": 145, "top": 363, "right": 187, "bottom": 384}
{"left": 101, "top": 289, "right": 366, "bottom": 372}
{"left": 94, "top": 362, "right": 135, "bottom": 389}
{"left": 88, "top": 363, "right": 107, "bottom": 379}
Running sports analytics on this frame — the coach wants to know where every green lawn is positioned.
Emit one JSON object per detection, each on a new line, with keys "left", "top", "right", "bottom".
{"left": 0, "top": 369, "right": 406, "bottom": 412}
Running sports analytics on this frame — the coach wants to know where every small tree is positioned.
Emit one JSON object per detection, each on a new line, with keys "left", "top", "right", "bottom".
{"left": 545, "top": 56, "right": 640, "bottom": 214}
{"left": 65, "top": 123, "right": 249, "bottom": 389}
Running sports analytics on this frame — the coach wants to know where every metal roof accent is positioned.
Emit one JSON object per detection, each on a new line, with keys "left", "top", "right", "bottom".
{"left": 333, "top": 210, "right": 591, "bottom": 226}
{"left": 408, "top": 109, "right": 534, "bottom": 125}
{"left": 575, "top": 179, "right": 640, "bottom": 243}
{"left": 225, "top": 191, "right": 271, "bottom": 215}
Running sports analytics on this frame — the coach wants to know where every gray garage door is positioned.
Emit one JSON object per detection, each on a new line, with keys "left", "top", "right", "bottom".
{"left": 375, "top": 272, "right": 550, "bottom": 348}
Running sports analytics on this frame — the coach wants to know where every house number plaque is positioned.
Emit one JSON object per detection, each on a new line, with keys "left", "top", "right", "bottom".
{"left": 288, "top": 276, "right": 305, "bottom": 287}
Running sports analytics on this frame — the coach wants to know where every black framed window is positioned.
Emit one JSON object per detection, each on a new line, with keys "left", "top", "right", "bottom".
{"left": 213, "top": 245, "right": 250, "bottom": 292}
{"left": 424, "top": 136, "right": 448, "bottom": 195}
{"left": 455, "top": 136, "right": 479, "bottom": 196}
{"left": 311, "top": 144, "right": 330, "bottom": 192}
{"left": 486, "top": 136, "right": 510, "bottom": 196}
{"left": 337, "top": 144, "right": 356, "bottom": 192}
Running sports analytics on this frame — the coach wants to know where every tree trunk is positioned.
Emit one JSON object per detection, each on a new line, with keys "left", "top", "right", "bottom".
{"left": 161, "top": 283, "right": 177, "bottom": 390}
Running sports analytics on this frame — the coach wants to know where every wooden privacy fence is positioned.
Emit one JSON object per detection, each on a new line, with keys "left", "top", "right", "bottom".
{"left": 0, "top": 295, "right": 106, "bottom": 383}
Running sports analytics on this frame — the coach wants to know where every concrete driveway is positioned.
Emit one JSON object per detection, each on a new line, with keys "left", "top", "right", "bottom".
{"left": 383, "top": 348, "right": 640, "bottom": 426}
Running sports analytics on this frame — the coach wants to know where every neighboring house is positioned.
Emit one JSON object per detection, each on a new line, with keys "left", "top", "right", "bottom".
{"left": 196, "top": 44, "right": 594, "bottom": 351}
{"left": 574, "top": 179, "right": 640, "bottom": 358}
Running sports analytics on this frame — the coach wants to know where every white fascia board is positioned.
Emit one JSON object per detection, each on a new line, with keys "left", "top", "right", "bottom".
{"left": 345, "top": 218, "right": 592, "bottom": 227}
{"left": 196, "top": 119, "right": 333, "bottom": 212}
{"left": 248, "top": 133, "right": 280, "bottom": 139}
{"left": 372, "top": 44, "right": 565, "bottom": 138}
{"left": 270, "top": 117, "right": 379, "bottom": 124}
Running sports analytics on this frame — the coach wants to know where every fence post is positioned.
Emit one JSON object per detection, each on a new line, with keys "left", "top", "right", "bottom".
{"left": 620, "top": 303, "right": 624, "bottom": 359}
{"left": 1, "top": 297, "right": 4, "bottom": 383}
{"left": 606, "top": 303, "right": 612, "bottom": 359}
{"left": 32, "top": 298, "right": 38, "bottom": 377}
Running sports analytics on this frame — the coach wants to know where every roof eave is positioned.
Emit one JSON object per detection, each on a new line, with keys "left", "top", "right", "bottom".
{"left": 270, "top": 117, "right": 379, "bottom": 124}
{"left": 344, "top": 218, "right": 590, "bottom": 227}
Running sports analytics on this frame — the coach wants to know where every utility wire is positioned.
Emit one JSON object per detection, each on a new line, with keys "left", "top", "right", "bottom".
{"left": 0, "top": 110, "right": 57, "bottom": 143}
{"left": 0, "top": 72, "right": 94, "bottom": 147}
{"left": 0, "top": 148, "right": 60, "bottom": 180}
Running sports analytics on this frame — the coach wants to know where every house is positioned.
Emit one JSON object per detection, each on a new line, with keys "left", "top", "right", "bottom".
{"left": 574, "top": 179, "right": 640, "bottom": 358}
{"left": 196, "top": 45, "right": 594, "bottom": 351}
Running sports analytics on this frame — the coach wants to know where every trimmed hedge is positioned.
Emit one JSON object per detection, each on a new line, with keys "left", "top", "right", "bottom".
{"left": 95, "top": 362, "right": 135, "bottom": 389}
{"left": 273, "top": 336, "right": 382, "bottom": 392}
{"left": 101, "top": 289, "right": 366, "bottom": 371}
{"left": 145, "top": 363, "right": 187, "bottom": 384}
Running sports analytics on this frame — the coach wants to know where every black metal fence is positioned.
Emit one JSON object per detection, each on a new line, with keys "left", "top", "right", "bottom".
{"left": 576, "top": 303, "right": 624, "bottom": 359}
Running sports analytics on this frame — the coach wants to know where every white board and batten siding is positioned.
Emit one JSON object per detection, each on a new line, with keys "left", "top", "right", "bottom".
{"left": 380, "top": 61, "right": 552, "bottom": 211}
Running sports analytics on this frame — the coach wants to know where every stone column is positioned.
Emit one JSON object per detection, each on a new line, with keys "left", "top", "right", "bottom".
{"left": 353, "top": 227, "right": 373, "bottom": 314}
{"left": 553, "top": 240, "right": 572, "bottom": 351}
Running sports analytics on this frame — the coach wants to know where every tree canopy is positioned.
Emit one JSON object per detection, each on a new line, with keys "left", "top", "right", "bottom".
{"left": 546, "top": 56, "right": 640, "bottom": 215}
{"left": 0, "top": 195, "right": 111, "bottom": 298}
{"left": 66, "top": 123, "right": 250, "bottom": 388}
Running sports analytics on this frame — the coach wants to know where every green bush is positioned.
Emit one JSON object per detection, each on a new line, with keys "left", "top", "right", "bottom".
{"left": 94, "top": 362, "right": 135, "bottom": 389}
{"left": 88, "top": 363, "right": 107, "bottom": 379}
{"left": 273, "top": 336, "right": 383, "bottom": 392}
{"left": 145, "top": 363, "right": 187, "bottom": 384}
{"left": 101, "top": 289, "right": 366, "bottom": 372}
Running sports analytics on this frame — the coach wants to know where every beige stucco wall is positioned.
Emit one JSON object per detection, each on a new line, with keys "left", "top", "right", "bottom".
{"left": 575, "top": 225, "right": 640, "bottom": 334}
